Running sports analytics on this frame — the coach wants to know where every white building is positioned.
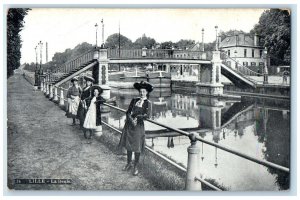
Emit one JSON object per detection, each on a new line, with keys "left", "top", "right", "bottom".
{"left": 219, "top": 34, "right": 265, "bottom": 73}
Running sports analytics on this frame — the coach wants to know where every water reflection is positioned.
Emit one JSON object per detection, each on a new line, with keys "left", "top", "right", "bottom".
{"left": 105, "top": 88, "right": 290, "bottom": 190}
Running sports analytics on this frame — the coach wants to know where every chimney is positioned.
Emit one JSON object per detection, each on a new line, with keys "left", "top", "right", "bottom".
{"left": 254, "top": 34, "right": 258, "bottom": 47}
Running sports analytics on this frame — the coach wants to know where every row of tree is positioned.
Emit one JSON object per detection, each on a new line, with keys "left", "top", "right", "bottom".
{"left": 7, "top": 8, "right": 30, "bottom": 77}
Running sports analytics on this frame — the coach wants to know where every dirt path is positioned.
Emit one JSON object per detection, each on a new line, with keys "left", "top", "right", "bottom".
{"left": 7, "top": 74, "right": 156, "bottom": 190}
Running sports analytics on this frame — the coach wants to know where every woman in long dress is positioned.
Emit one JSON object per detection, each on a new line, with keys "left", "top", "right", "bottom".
{"left": 118, "top": 81, "right": 153, "bottom": 176}
{"left": 66, "top": 77, "right": 82, "bottom": 125}
{"left": 77, "top": 75, "right": 94, "bottom": 129}
{"left": 83, "top": 85, "right": 106, "bottom": 140}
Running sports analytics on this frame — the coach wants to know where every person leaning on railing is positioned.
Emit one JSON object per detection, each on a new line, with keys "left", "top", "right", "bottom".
{"left": 65, "top": 77, "right": 82, "bottom": 125}
{"left": 118, "top": 81, "right": 153, "bottom": 176}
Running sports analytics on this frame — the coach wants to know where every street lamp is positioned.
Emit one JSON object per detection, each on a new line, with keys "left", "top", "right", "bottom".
{"left": 214, "top": 25, "right": 218, "bottom": 51}
{"left": 38, "top": 41, "right": 43, "bottom": 73}
{"left": 101, "top": 18, "right": 104, "bottom": 48}
{"left": 201, "top": 28, "right": 204, "bottom": 52}
{"left": 263, "top": 47, "right": 269, "bottom": 84}
{"left": 95, "top": 23, "right": 98, "bottom": 47}
{"left": 34, "top": 46, "right": 38, "bottom": 87}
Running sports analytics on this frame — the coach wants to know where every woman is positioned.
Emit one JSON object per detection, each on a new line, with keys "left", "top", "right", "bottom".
{"left": 66, "top": 77, "right": 82, "bottom": 125}
{"left": 77, "top": 75, "right": 94, "bottom": 129}
{"left": 118, "top": 81, "right": 153, "bottom": 176}
{"left": 83, "top": 85, "right": 106, "bottom": 140}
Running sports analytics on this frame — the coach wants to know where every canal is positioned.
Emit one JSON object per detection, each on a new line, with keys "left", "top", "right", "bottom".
{"left": 104, "top": 88, "right": 290, "bottom": 191}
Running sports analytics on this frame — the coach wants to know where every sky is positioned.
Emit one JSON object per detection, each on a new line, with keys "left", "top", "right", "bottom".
{"left": 20, "top": 8, "right": 266, "bottom": 64}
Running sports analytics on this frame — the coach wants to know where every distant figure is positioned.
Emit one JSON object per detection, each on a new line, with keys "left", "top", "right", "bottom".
{"left": 77, "top": 75, "right": 94, "bottom": 129}
{"left": 282, "top": 71, "right": 289, "bottom": 84}
{"left": 118, "top": 81, "right": 153, "bottom": 176}
{"left": 145, "top": 70, "right": 150, "bottom": 82}
{"left": 82, "top": 85, "right": 106, "bottom": 140}
{"left": 66, "top": 77, "right": 82, "bottom": 125}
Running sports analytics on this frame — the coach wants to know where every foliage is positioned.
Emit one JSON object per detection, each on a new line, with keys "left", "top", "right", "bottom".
{"left": 133, "top": 34, "right": 156, "bottom": 49}
{"left": 218, "top": 29, "right": 246, "bottom": 41}
{"left": 251, "top": 9, "right": 291, "bottom": 65}
{"left": 7, "top": 8, "right": 30, "bottom": 78}
{"left": 160, "top": 41, "right": 174, "bottom": 49}
{"left": 174, "top": 39, "right": 195, "bottom": 50}
{"left": 105, "top": 33, "right": 133, "bottom": 49}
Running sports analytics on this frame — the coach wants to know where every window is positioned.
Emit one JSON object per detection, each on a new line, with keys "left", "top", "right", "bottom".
{"left": 228, "top": 50, "right": 230, "bottom": 57}
{"left": 251, "top": 62, "right": 256, "bottom": 66}
{"left": 243, "top": 62, "right": 248, "bottom": 66}
{"left": 244, "top": 49, "right": 247, "bottom": 57}
{"left": 260, "top": 50, "right": 263, "bottom": 58}
{"left": 259, "top": 62, "right": 264, "bottom": 66}
{"left": 252, "top": 49, "right": 255, "bottom": 58}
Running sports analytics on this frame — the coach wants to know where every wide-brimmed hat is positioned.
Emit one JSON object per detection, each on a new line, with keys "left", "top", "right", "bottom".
{"left": 133, "top": 81, "right": 154, "bottom": 93}
{"left": 84, "top": 75, "right": 95, "bottom": 83}
{"left": 90, "top": 85, "right": 103, "bottom": 95}
{"left": 71, "top": 76, "right": 79, "bottom": 82}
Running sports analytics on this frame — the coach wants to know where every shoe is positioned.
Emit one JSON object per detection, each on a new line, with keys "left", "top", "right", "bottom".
{"left": 122, "top": 163, "right": 132, "bottom": 171}
{"left": 132, "top": 166, "right": 139, "bottom": 176}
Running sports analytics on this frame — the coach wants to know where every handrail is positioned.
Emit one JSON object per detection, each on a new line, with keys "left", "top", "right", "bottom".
{"left": 103, "top": 102, "right": 290, "bottom": 173}
{"left": 101, "top": 120, "right": 222, "bottom": 191}
{"left": 220, "top": 51, "right": 265, "bottom": 82}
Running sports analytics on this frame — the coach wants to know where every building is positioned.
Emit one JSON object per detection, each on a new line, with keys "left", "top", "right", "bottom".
{"left": 219, "top": 34, "right": 265, "bottom": 72}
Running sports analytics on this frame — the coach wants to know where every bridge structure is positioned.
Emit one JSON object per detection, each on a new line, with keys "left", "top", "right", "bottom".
{"left": 40, "top": 46, "right": 264, "bottom": 102}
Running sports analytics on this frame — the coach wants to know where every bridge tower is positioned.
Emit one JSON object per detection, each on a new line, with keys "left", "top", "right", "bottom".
{"left": 196, "top": 50, "right": 224, "bottom": 96}
{"left": 95, "top": 47, "right": 110, "bottom": 100}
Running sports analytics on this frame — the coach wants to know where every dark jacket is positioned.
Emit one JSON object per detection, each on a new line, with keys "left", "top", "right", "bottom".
{"left": 118, "top": 97, "right": 152, "bottom": 153}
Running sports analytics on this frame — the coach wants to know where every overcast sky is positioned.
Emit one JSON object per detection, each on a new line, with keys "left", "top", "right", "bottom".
{"left": 20, "top": 8, "right": 266, "bottom": 64}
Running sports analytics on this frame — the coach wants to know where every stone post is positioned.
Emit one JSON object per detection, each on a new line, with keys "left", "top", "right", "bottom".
{"left": 46, "top": 83, "right": 50, "bottom": 96}
{"left": 185, "top": 133, "right": 202, "bottom": 191}
{"left": 53, "top": 86, "right": 58, "bottom": 101}
{"left": 40, "top": 78, "right": 44, "bottom": 91}
{"left": 59, "top": 88, "right": 65, "bottom": 107}
{"left": 44, "top": 83, "right": 48, "bottom": 94}
{"left": 49, "top": 84, "right": 53, "bottom": 99}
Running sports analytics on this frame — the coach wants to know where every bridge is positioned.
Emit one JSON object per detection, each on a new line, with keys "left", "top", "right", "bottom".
{"left": 40, "top": 47, "right": 263, "bottom": 100}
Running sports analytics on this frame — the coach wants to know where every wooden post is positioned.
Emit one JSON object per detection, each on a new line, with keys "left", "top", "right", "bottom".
{"left": 185, "top": 133, "right": 202, "bottom": 191}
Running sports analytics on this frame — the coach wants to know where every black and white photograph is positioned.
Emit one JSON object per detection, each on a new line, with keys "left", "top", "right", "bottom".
{"left": 4, "top": 5, "right": 295, "bottom": 195}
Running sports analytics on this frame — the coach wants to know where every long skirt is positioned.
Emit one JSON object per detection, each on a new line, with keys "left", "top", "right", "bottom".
{"left": 83, "top": 102, "right": 97, "bottom": 129}
{"left": 66, "top": 96, "right": 80, "bottom": 118}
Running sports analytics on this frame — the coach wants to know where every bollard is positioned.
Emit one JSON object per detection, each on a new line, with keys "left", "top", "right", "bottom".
{"left": 53, "top": 87, "right": 58, "bottom": 101}
{"left": 46, "top": 83, "right": 50, "bottom": 96}
{"left": 44, "top": 83, "right": 48, "bottom": 94}
{"left": 59, "top": 88, "right": 65, "bottom": 107}
{"left": 94, "top": 125, "right": 103, "bottom": 137}
{"left": 185, "top": 133, "right": 202, "bottom": 191}
{"left": 40, "top": 80, "right": 43, "bottom": 91}
{"left": 49, "top": 84, "right": 54, "bottom": 99}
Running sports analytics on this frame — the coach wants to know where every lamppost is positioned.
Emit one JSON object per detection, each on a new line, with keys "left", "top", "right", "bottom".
{"left": 95, "top": 23, "right": 98, "bottom": 47}
{"left": 101, "top": 18, "right": 104, "bottom": 48}
{"left": 38, "top": 41, "right": 43, "bottom": 73}
{"left": 263, "top": 47, "right": 269, "bottom": 84}
{"left": 214, "top": 25, "right": 218, "bottom": 51}
{"left": 34, "top": 46, "right": 39, "bottom": 87}
{"left": 201, "top": 28, "right": 204, "bottom": 52}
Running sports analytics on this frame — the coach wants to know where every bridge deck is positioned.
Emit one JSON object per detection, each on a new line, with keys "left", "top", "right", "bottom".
{"left": 7, "top": 74, "right": 157, "bottom": 190}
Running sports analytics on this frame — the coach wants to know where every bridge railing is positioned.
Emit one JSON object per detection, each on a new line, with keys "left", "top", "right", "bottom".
{"left": 50, "top": 49, "right": 96, "bottom": 78}
{"left": 220, "top": 51, "right": 265, "bottom": 83}
{"left": 108, "top": 48, "right": 208, "bottom": 60}
{"left": 101, "top": 102, "right": 290, "bottom": 191}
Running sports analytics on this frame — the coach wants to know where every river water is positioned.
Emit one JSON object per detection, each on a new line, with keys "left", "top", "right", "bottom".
{"left": 104, "top": 88, "right": 290, "bottom": 191}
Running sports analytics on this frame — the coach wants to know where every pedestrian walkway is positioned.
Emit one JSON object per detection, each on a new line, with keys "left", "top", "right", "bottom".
{"left": 7, "top": 74, "right": 156, "bottom": 190}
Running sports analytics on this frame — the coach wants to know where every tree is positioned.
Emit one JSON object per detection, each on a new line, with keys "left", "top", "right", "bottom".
{"left": 71, "top": 42, "right": 93, "bottom": 58}
{"left": 133, "top": 34, "right": 156, "bottom": 49}
{"left": 105, "top": 33, "right": 133, "bottom": 49}
{"left": 251, "top": 9, "right": 291, "bottom": 65}
{"left": 7, "top": 8, "right": 30, "bottom": 78}
{"left": 160, "top": 41, "right": 174, "bottom": 49}
{"left": 174, "top": 39, "right": 195, "bottom": 50}
{"left": 219, "top": 29, "right": 247, "bottom": 41}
